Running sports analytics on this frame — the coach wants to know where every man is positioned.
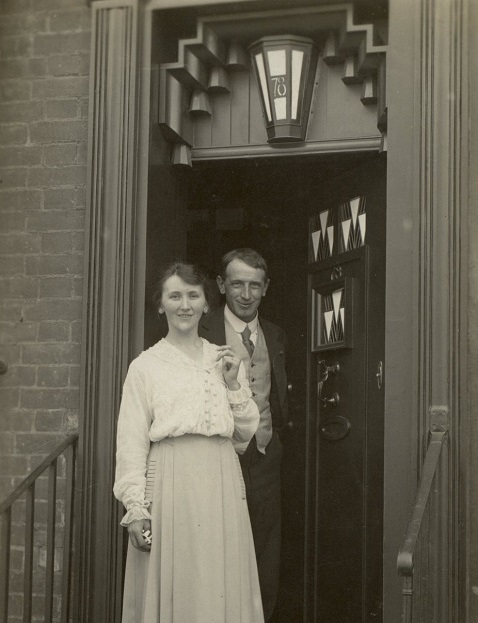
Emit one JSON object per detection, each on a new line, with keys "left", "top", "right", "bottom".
{"left": 199, "top": 248, "right": 288, "bottom": 622}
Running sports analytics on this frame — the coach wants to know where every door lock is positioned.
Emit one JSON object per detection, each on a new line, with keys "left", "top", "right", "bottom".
{"left": 320, "top": 392, "right": 340, "bottom": 408}
{"left": 376, "top": 361, "right": 383, "bottom": 390}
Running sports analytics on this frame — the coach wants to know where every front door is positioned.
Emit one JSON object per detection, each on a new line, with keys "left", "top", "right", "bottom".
{"left": 305, "top": 157, "right": 386, "bottom": 622}
{"left": 143, "top": 154, "right": 386, "bottom": 622}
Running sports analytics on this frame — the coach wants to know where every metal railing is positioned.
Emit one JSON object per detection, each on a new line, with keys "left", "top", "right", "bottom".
{"left": 397, "top": 428, "right": 448, "bottom": 623}
{"left": 0, "top": 434, "right": 78, "bottom": 623}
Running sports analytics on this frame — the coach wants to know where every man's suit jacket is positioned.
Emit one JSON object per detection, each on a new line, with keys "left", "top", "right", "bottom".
{"left": 199, "top": 306, "right": 288, "bottom": 430}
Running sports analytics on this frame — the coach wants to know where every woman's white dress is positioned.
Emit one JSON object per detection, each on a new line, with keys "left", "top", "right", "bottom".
{"left": 114, "top": 338, "right": 264, "bottom": 623}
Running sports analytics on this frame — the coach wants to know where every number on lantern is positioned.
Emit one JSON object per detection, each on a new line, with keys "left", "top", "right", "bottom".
{"left": 271, "top": 76, "right": 286, "bottom": 98}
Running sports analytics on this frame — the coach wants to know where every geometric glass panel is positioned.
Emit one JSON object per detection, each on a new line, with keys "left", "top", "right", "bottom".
{"left": 338, "top": 195, "right": 366, "bottom": 253}
{"left": 311, "top": 277, "right": 354, "bottom": 351}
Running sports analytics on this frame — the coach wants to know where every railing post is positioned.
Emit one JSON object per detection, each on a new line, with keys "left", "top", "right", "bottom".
{"left": 401, "top": 575, "right": 413, "bottom": 623}
{"left": 0, "top": 508, "right": 11, "bottom": 622}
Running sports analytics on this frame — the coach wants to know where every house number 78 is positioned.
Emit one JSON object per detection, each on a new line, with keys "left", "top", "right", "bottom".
{"left": 272, "top": 76, "right": 286, "bottom": 97}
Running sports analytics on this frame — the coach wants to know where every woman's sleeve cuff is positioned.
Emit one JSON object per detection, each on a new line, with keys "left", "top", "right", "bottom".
{"left": 226, "top": 382, "right": 252, "bottom": 405}
{"left": 120, "top": 503, "right": 152, "bottom": 527}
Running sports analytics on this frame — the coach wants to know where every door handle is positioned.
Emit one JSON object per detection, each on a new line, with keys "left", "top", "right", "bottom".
{"left": 318, "top": 360, "right": 340, "bottom": 383}
{"left": 320, "top": 392, "right": 340, "bottom": 408}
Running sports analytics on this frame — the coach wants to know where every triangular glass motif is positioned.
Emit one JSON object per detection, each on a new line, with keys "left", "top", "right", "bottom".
{"left": 350, "top": 197, "right": 360, "bottom": 227}
{"left": 332, "top": 289, "right": 342, "bottom": 320}
{"left": 323, "top": 310, "right": 334, "bottom": 342}
{"left": 327, "top": 226, "right": 334, "bottom": 255}
{"left": 340, "top": 307, "right": 345, "bottom": 333}
{"left": 358, "top": 213, "right": 366, "bottom": 245}
{"left": 319, "top": 210, "right": 328, "bottom": 234}
{"left": 311, "top": 230, "right": 320, "bottom": 260}
{"left": 342, "top": 219, "right": 351, "bottom": 251}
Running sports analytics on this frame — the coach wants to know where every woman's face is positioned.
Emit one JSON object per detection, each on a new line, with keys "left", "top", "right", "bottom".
{"left": 159, "top": 275, "right": 207, "bottom": 334}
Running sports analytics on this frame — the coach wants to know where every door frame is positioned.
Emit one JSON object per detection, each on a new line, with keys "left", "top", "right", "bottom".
{"left": 78, "top": 1, "right": 470, "bottom": 621}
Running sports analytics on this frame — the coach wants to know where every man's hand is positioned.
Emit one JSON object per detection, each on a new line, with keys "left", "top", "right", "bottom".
{"left": 216, "top": 346, "right": 241, "bottom": 390}
{"left": 127, "top": 518, "right": 152, "bottom": 552}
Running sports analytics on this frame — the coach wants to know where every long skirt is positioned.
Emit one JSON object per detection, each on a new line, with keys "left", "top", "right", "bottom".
{"left": 121, "top": 434, "right": 264, "bottom": 623}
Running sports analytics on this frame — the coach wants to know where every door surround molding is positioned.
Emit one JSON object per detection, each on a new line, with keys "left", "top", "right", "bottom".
{"left": 78, "top": 0, "right": 469, "bottom": 621}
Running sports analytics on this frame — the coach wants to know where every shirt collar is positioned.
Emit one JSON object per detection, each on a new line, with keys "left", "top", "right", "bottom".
{"left": 224, "top": 305, "right": 259, "bottom": 334}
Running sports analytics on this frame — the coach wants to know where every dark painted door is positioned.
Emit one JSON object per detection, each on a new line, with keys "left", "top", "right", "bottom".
{"left": 305, "top": 156, "right": 386, "bottom": 623}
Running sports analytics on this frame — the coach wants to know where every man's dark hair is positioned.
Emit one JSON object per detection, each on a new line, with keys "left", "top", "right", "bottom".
{"left": 219, "top": 248, "right": 268, "bottom": 281}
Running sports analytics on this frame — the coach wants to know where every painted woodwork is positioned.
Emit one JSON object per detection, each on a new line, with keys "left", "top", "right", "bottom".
{"left": 77, "top": 0, "right": 470, "bottom": 621}
{"left": 305, "top": 157, "right": 386, "bottom": 623}
{"left": 78, "top": 1, "right": 142, "bottom": 622}
{"left": 157, "top": 5, "right": 387, "bottom": 152}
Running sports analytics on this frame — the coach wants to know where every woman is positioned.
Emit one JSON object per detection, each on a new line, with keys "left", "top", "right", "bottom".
{"left": 114, "top": 262, "right": 264, "bottom": 623}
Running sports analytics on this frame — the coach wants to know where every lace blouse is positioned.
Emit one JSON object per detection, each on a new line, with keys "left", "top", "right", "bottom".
{"left": 113, "top": 338, "right": 259, "bottom": 525}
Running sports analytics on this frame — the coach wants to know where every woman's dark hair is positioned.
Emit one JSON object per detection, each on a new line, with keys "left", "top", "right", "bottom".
{"left": 152, "top": 261, "right": 211, "bottom": 310}
{"left": 219, "top": 248, "right": 268, "bottom": 281}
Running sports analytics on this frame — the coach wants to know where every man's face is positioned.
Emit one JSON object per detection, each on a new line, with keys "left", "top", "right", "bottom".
{"left": 217, "top": 258, "right": 269, "bottom": 323}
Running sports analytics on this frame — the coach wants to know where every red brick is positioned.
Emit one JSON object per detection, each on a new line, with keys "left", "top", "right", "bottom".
{"left": 23, "top": 298, "right": 82, "bottom": 322}
{"left": 27, "top": 165, "right": 87, "bottom": 188}
{"left": 0, "top": 233, "right": 40, "bottom": 254}
{"left": 1, "top": 212, "right": 26, "bottom": 231}
{"left": 25, "top": 254, "right": 83, "bottom": 276}
{"left": 39, "top": 276, "right": 73, "bottom": 298}
{"left": 0, "top": 145, "right": 42, "bottom": 167}
{"left": 37, "top": 322, "right": 70, "bottom": 342}
{"left": 0, "top": 57, "right": 47, "bottom": 80}
{"left": 49, "top": 9, "right": 90, "bottom": 32}
{"left": 0, "top": 35, "right": 33, "bottom": 59}
{"left": 0, "top": 454, "right": 29, "bottom": 477}
{"left": 22, "top": 343, "right": 80, "bottom": 365}
{"left": 0, "top": 102, "right": 43, "bottom": 123}
{"left": 29, "top": 120, "right": 87, "bottom": 144}
{"left": 0, "top": 189, "right": 42, "bottom": 211}
{"left": 0, "top": 276, "right": 39, "bottom": 298}
{"left": 0, "top": 167, "right": 28, "bottom": 188}
{"left": 70, "top": 321, "right": 81, "bottom": 342}
{"left": 41, "top": 189, "right": 76, "bottom": 210}
{"left": 44, "top": 99, "right": 78, "bottom": 120}
{"left": 0, "top": 432, "right": 16, "bottom": 454}
{"left": 32, "top": 75, "right": 88, "bottom": 99}
{"left": 41, "top": 232, "right": 75, "bottom": 253}
{"left": 15, "top": 431, "right": 64, "bottom": 455}
{"left": 34, "top": 32, "right": 90, "bottom": 56}
{"left": 0, "top": 256, "right": 24, "bottom": 275}
{"left": 0, "top": 80, "right": 31, "bottom": 102}
{"left": 37, "top": 366, "right": 69, "bottom": 388}
{"left": 1, "top": 0, "right": 32, "bottom": 14}
{"left": 0, "top": 343, "right": 21, "bottom": 365}
{"left": 42, "top": 144, "right": 77, "bottom": 166}
{"left": 72, "top": 276, "right": 83, "bottom": 297}
{"left": 27, "top": 210, "right": 84, "bottom": 232}
{"left": 20, "top": 388, "right": 79, "bottom": 410}
{"left": 0, "top": 300, "right": 23, "bottom": 321}
{"left": 0, "top": 366, "right": 36, "bottom": 388}
{"left": 69, "top": 365, "right": 80, "bottom": 387}
{"left": 0, "top": 12, "right": 47, "bottom": 36}
{"left": 0, "top": 322, "right": 37, "bottom": 343}
{"left": 71, "top": 231, "right": 84, "bottom": 252}
{"left": 0, "top": 124, "right": 27, "bottom": 145}
{"left": 47, "top": 54, "right": 89, "bottom": 77}
{"left": 0, "top": 410, "right": 35, "bottom": 432}
{"left": 34, "top": 409, "right": 66, "bottom": 430}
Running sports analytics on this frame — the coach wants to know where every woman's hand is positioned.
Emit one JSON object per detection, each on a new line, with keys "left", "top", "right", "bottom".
{"left": 216, "top": 346, "right": 241, "bottom": 390}
{"left": 127, "top": 518, "right": 152, "bottom": 552}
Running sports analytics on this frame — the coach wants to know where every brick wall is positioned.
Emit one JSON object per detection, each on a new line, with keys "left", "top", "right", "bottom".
{"left": 0, "top": 0, "right": 90, "bottom": 498}
{"left": 0, "top": 1, "right": 91, "bottom": 617}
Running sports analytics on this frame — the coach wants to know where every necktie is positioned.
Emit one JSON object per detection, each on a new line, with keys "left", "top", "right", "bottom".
{"left": 241, "top": 325, "right": 255, "bottom": 358}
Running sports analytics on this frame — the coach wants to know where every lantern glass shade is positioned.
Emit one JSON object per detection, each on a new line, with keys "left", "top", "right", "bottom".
{"left": 249, "top": 35, "right": 318, "bottom": 143}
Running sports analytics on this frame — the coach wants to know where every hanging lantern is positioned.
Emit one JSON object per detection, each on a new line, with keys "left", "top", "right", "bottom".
{"left": 249, "top": 35, "right": 318, "bottom": 143}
